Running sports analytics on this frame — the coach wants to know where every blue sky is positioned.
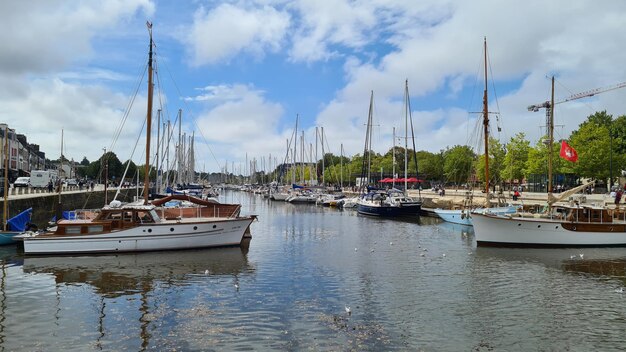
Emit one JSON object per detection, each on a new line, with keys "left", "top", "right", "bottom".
{"left": 2, "top": 1, "right": 626, "bottom": 175}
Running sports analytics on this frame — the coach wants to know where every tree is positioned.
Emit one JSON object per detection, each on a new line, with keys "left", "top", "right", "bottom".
{"left": 443, "top": 145, "right": 475, "bottom": 185}
{"left": 80, "top": 157, "right": 90, "bottom": 166}
{"left": 502, "top": 132, "right": 530, "bottom": 182}
{"left": 569, "top": 120, "right": 610, "bottom": 180}
{"left": 417, "top": 150, "right": 444, "bottom": 181}
{"left": 475, "top": 137, "right": 506, "bottom": 186}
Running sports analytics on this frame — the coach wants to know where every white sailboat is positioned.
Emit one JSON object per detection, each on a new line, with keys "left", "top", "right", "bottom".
{"left": 16, "top": 23, "right": 257, "bottom": 255}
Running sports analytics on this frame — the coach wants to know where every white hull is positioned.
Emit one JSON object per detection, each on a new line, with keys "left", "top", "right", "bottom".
{"left": 472, "top": 213, "right": 626, "bottom": 246}
{"left": 22, "top": 217, "right": 255, "bottom": 255}
{"left": 271, "top": 193, "right": 290, "bottom": 201}
{"left": 434, "top": 206, "right": 519, "bottom": 226}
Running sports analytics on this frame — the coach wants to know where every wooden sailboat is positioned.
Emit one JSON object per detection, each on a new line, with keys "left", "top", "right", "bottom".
{"left": 472, "top": 76, "right": 626, "bottom": 246}
{"left": 434, "top": 39, "right": 518, "bottom": 225}
{"left": 16, "top": 23, "right": 257, "bottom": 255}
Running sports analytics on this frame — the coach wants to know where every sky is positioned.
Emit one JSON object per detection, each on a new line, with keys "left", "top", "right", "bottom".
{"left": 2, "top": 0, "right": 626, "bottom": 176}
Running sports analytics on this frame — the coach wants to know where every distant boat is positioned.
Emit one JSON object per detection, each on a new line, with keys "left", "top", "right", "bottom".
{"left": 356, "top": 84, "right": 422, "bottom": 217}
{"left": 16, "top": 23, "right": 257, "bottom": 255}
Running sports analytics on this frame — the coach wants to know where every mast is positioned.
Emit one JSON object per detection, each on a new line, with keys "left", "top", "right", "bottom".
{"left": 340, "top": 143, "right": 344, "bottom": 189}
{"left": 392, "top": 127, "right": 396, "bottom": 189}
{"left": 143, "top": 22, "right": 154, "bottom": 205}
{"left": 156, "top": 109, "right": 161, "bottom": 194}
{"left": 57, "top": 129, "right": 64, "bottom": 222}
{"left": 482, "top": 37, "right": 490, "bottom": 201}
{"left": 2, "top": 125, "right": 8, "bottom": 231}
{"left": 359, "top": 91, "right": 374, "bottom": 192}
{"left": 548, "top": 76, "right": 555, "bottom": 194}
{"left": 321, "top": 127, "right": 325, "bottom": 186}
{"left": 404, "top": 80, "right": 409, "bottom": 191}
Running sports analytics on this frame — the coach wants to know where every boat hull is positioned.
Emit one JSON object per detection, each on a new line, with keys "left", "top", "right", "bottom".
{"left": 357, "top": 203, "right": 421, "bottom": 217}
{"left": 434, "top": 206, "right": 519, "bottom": 226}
{"left": 21, "top": 217, "right": 255, "bottom": 255}
{"left": 0, "top": 231, "right": 20, "bottom": 245}
{"left": 472, "top": 213, "right": 626, "bottom": 246}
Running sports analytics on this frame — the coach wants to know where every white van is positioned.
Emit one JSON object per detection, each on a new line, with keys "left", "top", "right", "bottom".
{"left": 30, "top": 170, "right": 54, "bottom": 188}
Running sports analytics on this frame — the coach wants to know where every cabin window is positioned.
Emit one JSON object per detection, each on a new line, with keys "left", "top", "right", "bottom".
{"left": 65, "top": 226, "right": 82, "bottom": 234}
{"left": 137, "top": 211, "right": 155, "bottom": 223}
{"left": 88, "top": 225, "right": 103, "bottom": 233}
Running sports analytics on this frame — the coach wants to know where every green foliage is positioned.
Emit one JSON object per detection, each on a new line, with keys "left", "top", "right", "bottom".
{"left": 475, "top": 137, "right": 506, "bottom": 185}
{"left": 443, "top": 145, "right": 475, "bottom": 185}
{"left": 502, "top": 132, "right": 530, "bottom": 181}
{"left": 569, "top": 121, "right": 610, "bottom": 179}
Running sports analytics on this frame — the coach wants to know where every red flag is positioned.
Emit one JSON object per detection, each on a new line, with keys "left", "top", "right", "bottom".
{"left": 560, "top": 140, "right": 578, "bottom": 162}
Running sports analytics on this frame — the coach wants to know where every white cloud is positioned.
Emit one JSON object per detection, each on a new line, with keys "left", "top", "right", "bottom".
{"left": 312, "top": 0, "right": 626, "bottom": 161}
{"left": 185, "top": 4, "right": 290, "bottom": 65}
{"left": 0, "top": 0, "right": 154, "bottom": 74}
{"left": 191, "top": 84, "right": 285, "bottom": 166}
{"left": 0, "top": 78, "right": 145, "bottom": 163}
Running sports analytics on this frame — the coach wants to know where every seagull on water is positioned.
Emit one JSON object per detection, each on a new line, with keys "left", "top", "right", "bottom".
{"left": 579, "top": 253, "right": 584, "bottom": 259}
{"left": 345, "top": 306, "right": 351, "bottom": 315}
{"left": 204, "top": 269, "right": 209, "bottom": 275}
{"left": 616, "top": 287, "right": 624, "bottom": 294}
{"left": 234, "top": 283, "right": 239, "bottom": 291}
{"left": 570, "top": 255, "right": 576, "bottom": 259}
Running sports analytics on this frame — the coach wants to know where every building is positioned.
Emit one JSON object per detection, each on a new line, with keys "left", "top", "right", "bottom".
{"left": 0, "top": 123, "right": 47, "bottom": 182}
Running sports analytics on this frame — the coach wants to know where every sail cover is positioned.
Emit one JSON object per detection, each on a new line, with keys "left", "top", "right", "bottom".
{"left": 7, "top": 207, "right": 32, "bottom": 232}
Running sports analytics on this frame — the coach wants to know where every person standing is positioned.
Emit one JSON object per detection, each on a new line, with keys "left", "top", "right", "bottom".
{"left": 615, "top": 188, "right": 623, "bottom": 210}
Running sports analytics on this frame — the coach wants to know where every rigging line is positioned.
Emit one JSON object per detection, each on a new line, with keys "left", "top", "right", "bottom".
{"left": 82, "top": 53, "right": 147, "bottom": 209}
{"left": 109, "top": 54, "right": 149, "bottom": 154}
{"left": 156, "top": 51, "right": 222, "bottom": 173}
{"left": 485, "top": 44, "right": 503, "bottom": 134}
{"left": 113, "top": 111, "right": 147, "bottom": 201}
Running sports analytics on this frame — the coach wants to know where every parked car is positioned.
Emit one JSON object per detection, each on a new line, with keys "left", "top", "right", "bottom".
{"left": 64, "top": 179, "right": 78, "bottom": 186}
{"left": 14, "top": 177, "right": 30, "bottom": 187}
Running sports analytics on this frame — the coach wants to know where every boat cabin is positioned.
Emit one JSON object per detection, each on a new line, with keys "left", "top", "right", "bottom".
{"left": 559, "top": 205, "right": 613, "bottom": 223}
{"left": 53, "top": 206, "right": 161, "bottom": 236}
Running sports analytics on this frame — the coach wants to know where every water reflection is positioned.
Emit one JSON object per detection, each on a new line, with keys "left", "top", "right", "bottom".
{"left": 475, "top": 247, "right": 626, "bottom": 279}
{"left": 22, "top": 246, "right": 253, "bottom": 297}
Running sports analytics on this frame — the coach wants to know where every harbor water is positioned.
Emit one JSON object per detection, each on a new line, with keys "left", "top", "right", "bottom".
{"left": 1, "top": 191, "right": 626, "bottom": 350}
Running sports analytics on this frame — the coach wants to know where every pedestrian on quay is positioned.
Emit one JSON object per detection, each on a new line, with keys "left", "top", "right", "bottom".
{"left": 47, "top": 181, "right": 53, "bottom": 193}
{"left": 90, "top": 182, "right": 94, "bottom": 191}
{"left": 615, "top": 188, "right": 623, "bottom": 210}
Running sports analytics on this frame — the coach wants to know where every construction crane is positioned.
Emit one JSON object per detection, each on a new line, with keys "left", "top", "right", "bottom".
{"left": 528, "top": 80, "right": 626, "bottom": 112}
{"left": 527, "top": 77, "right": 626, "bottom": 195}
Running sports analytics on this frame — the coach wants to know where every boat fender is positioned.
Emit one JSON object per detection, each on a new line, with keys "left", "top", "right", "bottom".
{"left": 109, "top": 200, "right": 122, "bottom": 208}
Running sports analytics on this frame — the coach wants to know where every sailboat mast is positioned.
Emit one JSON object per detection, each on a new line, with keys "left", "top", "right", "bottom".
{"left": 143, "top": 22, "right": 154, "bottom": 205}
{"left": 2, "top": 126, "right": 8, "bottom": 231}
{"left": 482, "top": 37, "right": 490, "bottom": 199}
{"left": 392, "top": 127, "right": 396, "bottom": 189}
{"left": 548, "top": 76, "right": 555, "bottom": 194}
{"left": 156, "top": 109, "right": 161, "bottom": 194}
{"left": 404, "top": 80, "right": 409, "bottom": 191}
